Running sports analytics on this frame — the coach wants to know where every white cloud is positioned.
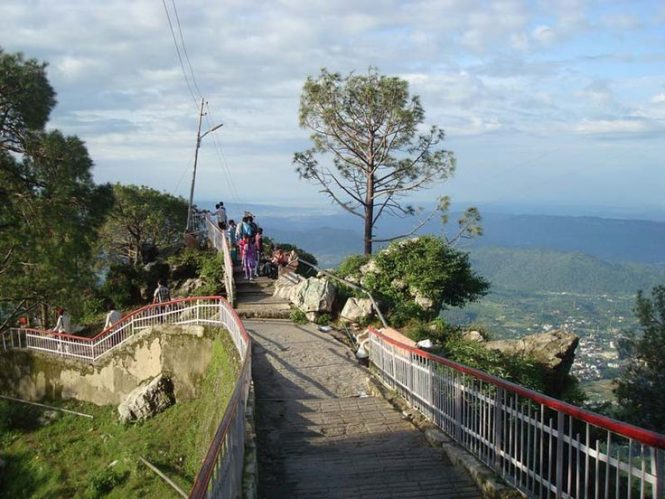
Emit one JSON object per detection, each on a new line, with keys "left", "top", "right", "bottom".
{"left": 532, "top": 25, "right": 556, "bottom": 44}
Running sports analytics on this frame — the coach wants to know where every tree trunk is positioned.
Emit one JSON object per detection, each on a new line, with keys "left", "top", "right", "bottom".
{"left": 364, "top": 173, "right": 374, "bottom": 254}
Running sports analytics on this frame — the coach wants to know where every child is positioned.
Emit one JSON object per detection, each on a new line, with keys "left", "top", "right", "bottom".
{"left": 240, "top": 234, "right": 257, "bottom": 280}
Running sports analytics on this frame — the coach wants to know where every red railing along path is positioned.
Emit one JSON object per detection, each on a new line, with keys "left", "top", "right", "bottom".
{"left": 368, "top": 326, "right": 665, "bottom": 499}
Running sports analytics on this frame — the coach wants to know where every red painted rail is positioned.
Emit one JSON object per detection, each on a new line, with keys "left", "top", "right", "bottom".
{"left": 367, "top": 326, "right": 665, "bottom": 498}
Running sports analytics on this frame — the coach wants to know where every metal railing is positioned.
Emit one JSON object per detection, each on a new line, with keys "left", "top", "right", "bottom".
{"left": 199, "top": 213, "right": 235, "bottom": 306}
{"left": 368, "top": 326, "right": 665, "bottom": 499}
{"left": 2, "top": 297, "right": 230, "bottom": 363}
{"left": 1, "top": 296, "right": 252, "bottom": 498}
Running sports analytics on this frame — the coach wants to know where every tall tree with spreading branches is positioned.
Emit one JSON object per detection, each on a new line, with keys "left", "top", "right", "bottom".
{"left": 0, "top": 48, "right": 112, "bottom": 328}
{"left": 294, "top": 68, "right": 457, "bottom": 254}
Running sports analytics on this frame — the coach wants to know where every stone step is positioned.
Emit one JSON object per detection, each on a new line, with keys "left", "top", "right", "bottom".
{"left": 236, "top": 292, "right": 287, "bottom": 305}
{"left": 236, "top": 306, "right": 293, "bottom": 320}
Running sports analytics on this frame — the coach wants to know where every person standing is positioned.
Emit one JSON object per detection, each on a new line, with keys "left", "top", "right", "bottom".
{"left": 53, "top": 308, "right": 71, "bottom": 333}
{"left": 216, "top": 202, "right": 227, "bottom": 230}
{"left": 104, "top": 303, "right": 122, "bottom": 330}
{"left": 153, "top": 280, "right": 171, "bottom": 304}
{"left": 227, "top": 219, "right": 238, "bottom": 263}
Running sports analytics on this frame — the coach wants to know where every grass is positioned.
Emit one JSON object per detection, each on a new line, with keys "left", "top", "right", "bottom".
{"left": 0, "top": 327, "right": 240, "bottom": 498}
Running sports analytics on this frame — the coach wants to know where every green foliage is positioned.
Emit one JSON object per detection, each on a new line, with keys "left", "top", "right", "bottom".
{"left": 0, "top": 49, "right": 113, "bottom": 327}
{"left": 614, "top": 286, "right": 665, "bottom": 433}
{"left": 315, "top": 313, "right": 331, "bottom": 326}
{"left": 337, "top": 254, "right": 370, "bottom": 278}
{"left": 97, "top": 183, "right": 188, "bottom": 267}
{"left": 295, "top": 67, "right": 456, "bottom": 254}
{"left": 442, "top": 337, "right": 547, "bottom": 393}
{"left": 196, "top": 252, "right": 225, "bottom": 296}
{"left": 100, "top": 265, "right": 142, "bottom": 309}
{"left": 0, "top": 49, "right": 56, "bottom": 153}
{"left": 87, "top": 467, "right": 128, "bottom": 498}
{"left": 290, "top": 309, "right": 308, "bottom": 324}
{"left": 358, "top": 236, "right": 488, "bottom": 325}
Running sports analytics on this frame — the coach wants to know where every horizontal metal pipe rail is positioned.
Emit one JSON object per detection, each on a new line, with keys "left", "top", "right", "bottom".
{"left": 367, "top": 326, "right": 665, "bottom": 499}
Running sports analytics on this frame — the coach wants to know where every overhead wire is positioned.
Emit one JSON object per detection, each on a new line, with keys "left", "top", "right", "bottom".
{"left": 161, "top": 0, "right": 199, "bottom": 109}
{"left": 163, "top": 0, "right": 242, "bottom": 204}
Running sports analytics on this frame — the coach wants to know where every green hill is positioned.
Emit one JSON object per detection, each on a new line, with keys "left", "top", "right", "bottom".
{"left": 470, "top": 247, "right": 665, "bottom": 295}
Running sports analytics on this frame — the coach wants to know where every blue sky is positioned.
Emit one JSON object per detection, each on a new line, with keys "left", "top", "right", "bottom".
{"left": 1, "top": 0, "right": 664, "bottom": 216}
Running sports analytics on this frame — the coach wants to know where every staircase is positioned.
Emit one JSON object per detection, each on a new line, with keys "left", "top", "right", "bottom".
{"left": 234, "top": 266, "right": 292, "bottom": 319}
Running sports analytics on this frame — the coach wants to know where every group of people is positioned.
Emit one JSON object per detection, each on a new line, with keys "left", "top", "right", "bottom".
{"left": 217, "top": 204, "right": 297, "bottom": 281}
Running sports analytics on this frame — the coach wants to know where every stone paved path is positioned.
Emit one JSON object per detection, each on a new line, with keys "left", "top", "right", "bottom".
{"left": 247, "top": 319, "right": 482, "bottom": 499}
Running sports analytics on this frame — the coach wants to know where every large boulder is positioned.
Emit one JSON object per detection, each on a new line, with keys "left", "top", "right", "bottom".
{"left": 340, "top": 298, "right": 373, "bottom": 323}
{"left": 292, "top": 277, "right": 336, "bottom": 321}
{"left": 118, "top": 374, "right": 175, "bottom": 423}
{"left": 273, "top": 272, "right": 303, "bottom": 302}
{"left": 485, "top": 330, "right": 579, "bottom": 378}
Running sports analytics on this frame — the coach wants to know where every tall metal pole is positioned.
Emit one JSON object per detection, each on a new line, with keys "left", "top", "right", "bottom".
{"left": 186, "top": 98, "right": 206, "bottom": 233}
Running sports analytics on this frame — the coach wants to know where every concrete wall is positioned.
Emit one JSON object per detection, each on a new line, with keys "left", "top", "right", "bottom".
{"left": 0, "top": 325, "right": 218, "bottom": 406}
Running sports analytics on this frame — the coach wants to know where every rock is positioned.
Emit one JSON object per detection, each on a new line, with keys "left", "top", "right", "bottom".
{"left": 359, "top": 260, "right": 379, "bottom": 275}
{"left": 173, "top": 278, "right": 205, "bottom": 297}
{"left": 461, "top": 330, "right": 485, "bottom": 342}
{"left": 485, "top": 330, "right": 579, "bottom": 377}
{"left": 273, "top": 273, "right": 303, "bottom": 302}
{"left": 118, "top": 374, "right": 175, "bottom": 423}
{"left": 390, "top": 278, "right": 407, "bottom": 290}
{"left": 292, "top": 277, "right": 335, "bottom": 315}
{"left": 413, "top": 291, "right": 435, "bottom": 311}
{"left": 37, "top": 410, "right": 59, "bottom": 426}
{"left": 340, "top": 298, "right": 373, "bottom": 323}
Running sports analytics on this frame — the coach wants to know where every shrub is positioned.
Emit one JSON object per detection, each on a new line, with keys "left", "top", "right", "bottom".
{"left": 196, "top": 252, "right": 225, "bottom": 295}
{"left": 100, "top": 264, "right": 142, "bottom": 308}
{"left": 290, "top": 309, "right": 308, "bottom": 324}
{"left": 352, "top": 236, "right": 489, "bottom": 326}
{"left": 315, "top": 313, "right": 331, "bottom": 326}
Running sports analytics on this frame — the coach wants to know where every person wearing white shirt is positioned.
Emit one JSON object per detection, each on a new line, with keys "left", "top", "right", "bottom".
{"left": 53, "top": 308, "right": 71, "bottom": 333}
{"left": 104, "top": 307, "right": 122, "bottom": 329}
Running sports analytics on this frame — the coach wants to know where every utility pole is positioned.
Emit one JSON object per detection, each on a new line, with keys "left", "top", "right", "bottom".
{"left": 186, "top": 98, "right": 223, "bottom": 232}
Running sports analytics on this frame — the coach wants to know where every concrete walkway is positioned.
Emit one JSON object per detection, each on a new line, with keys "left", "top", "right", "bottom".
{"left": 247, "top": 319, "right": 482, "bottom": 499}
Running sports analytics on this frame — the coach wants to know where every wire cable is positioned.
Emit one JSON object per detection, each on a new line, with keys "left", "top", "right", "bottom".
{"left": 161, "top": 0, "right": 199, "bottom": 109}
{"left": 169, "top": 0, "right": 203, "bottom": 100}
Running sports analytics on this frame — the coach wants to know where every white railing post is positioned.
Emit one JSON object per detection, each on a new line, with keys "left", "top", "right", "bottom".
{"left": 493, "top": 387, "right": 504, "bottom": 472}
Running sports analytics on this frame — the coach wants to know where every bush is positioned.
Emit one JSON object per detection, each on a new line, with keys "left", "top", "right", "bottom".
{"left": 290, "top": 309, "right": 308, "bottom": 324}
{"left": 337, "top": 254, "right": 370, "bottom": 278}
{"left": 315, "top": 313, "right": 331, "bottom": 326}
{"left": 349, "top": 236, "right": 489, "bottom": 326}
{"left": 196, "top": 252, "right": 225, "bottom": 295}
{"left": 100, "top": 264, "right": 142, "bottom": 308}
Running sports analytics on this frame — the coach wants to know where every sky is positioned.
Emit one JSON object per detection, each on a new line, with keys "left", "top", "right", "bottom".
{"left": 2, "top": 0, "right": 664, "bottom": 216}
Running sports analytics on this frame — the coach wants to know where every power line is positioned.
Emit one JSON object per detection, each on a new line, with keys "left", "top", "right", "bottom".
{"left": 169, "top": 0, "right": 203, "bottom": 100}
{"left": 161, "top": 0, "right": 198, "bottom": 108}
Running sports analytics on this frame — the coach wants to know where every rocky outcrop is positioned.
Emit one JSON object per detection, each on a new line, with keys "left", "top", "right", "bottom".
{"left": 118, "top": 374, "right": 175, "bottom": 423}
{"left": 173, "top": 277, "right": 206, "bottom": 297}
{"left": 291, "top": 277, "right": 336, "bottom": 321}
{"left": 340, "top": 298, "right": 373, "bottom": 323}
{"left": 485, "top": 330, "right": 579, "bottom": 379}
{"left": 273, "top": 272, "right": 304, "bottom": 302}
{"left": 461, "top": 330, "right": 485, "bottom": 343}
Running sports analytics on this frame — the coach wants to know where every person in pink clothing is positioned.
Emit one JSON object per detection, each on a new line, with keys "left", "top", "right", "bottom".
{"left": 240, "top": 234, "right": 257, "bottom": 280}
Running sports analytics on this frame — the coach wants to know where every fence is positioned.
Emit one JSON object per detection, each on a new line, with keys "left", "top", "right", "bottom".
{"left": 1, "top": 296, "right": 252, "bottom": 498}
{"left": 198, "top": 213, "right": 235, "bottom": 306}
{"left": 368, "top": 326, "right": 665, "bottom": 499}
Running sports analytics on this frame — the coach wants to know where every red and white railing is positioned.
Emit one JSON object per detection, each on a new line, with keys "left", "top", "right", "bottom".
{"left": 368, "top": 326, "right": 665, "bottom": 499}
{"left": 1, "top": 296, "right": 252, "bottom": 498}
{"left": 198, "top": 213, "right": 235, "bottom": 306}
{"left": 2, "top": 297, "right": 231, "bottom": 363}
